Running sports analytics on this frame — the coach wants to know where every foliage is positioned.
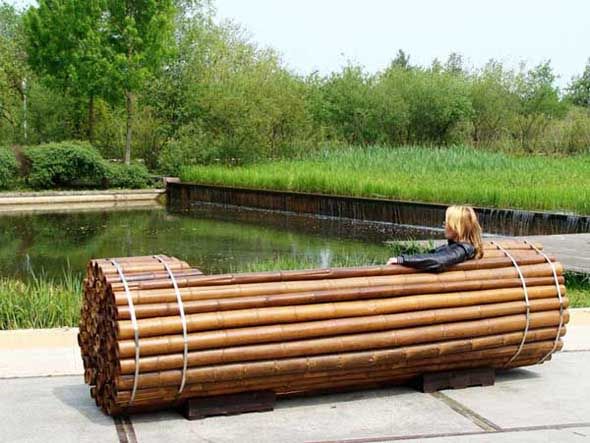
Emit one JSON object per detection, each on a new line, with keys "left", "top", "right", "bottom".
{"left": 181, "top": 145, "right": 590, "bottom": 214}
{"left": 22, "top": 0, "right": 176, "bottom": 163}
{"left": 0, "top": 3, "right": 28, "bottom": 143}
{"left": 567, "top": 58, "right": 590, "bottom": 108}
{"left": 1, "top": 1, "right": 590, "bottom": 171}
{"left": 469, "top": 61, "right": 518, "bottom": 147}
{"left": 310, "top": 65, "right": 409, "bottom": 145}
{"left": 104, "top": 0, "right": 176, "bottom": 164}
{"left": 93, "top": 100, "right": 165, "bottom": 169}
{"left": 150, "top": 19, "right": 316, "bottom": 166}
{"left": 512, "top": 62, "right": 566, "bottom": 151}
{"left": 391, "top": 66, "right": 473, "bottom": 145}
{"left": 23, "top": 140, "right": 108, "bottom": 189}
{"left": 23, "top": 0, "right": 109, "bottom": 142}
{"left": 543, "top": 107, "right": 590, "bottom": 154}
{"left": 565, "top": 272, "right": 590, "bottom": 308}
{"left": 0, "top": 272, "right": 81, "bottom": 329}
{"left": 158, "top": 137, "right": 198, "bottom": 176}
{"left": 0, "top": 146, "right": 17, "bottom": 188}
{"left": 385, "top": 240, "right": 434, "bottom": 256}
{"left": 105, "top": 162, "right": 151, "bottom": 188}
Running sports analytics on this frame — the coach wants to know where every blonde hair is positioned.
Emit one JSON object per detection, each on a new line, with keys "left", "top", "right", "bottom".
{"left": 445, "top": 205, "right": 484, "bottom": 259}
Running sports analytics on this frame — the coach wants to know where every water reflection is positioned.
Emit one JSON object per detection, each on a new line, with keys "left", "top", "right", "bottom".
{"left": 0, "top": 205, "right": 439, "bottom": 281}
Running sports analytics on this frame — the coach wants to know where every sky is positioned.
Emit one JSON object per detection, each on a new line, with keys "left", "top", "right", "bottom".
{"left": 8, "top": 0, "right": 590, "bottom": 87}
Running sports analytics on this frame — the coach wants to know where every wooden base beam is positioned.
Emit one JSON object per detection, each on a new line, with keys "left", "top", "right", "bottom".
{"left": 179, "top": 390, "right": 276, "bottom": 420}
{"left": 419, "top": 367, "right": 495, "bottom": 393}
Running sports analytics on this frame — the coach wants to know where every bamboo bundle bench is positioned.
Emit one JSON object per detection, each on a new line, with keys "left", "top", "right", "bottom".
{"left": 78, "top": 240, "right": 568, "bottom": 418}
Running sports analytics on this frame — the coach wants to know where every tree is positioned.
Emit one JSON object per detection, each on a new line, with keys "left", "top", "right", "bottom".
{"left": 0, "top": 3, "right": 28, "bottom": 141}
{"left": 445, "top": 52, "right": 465, "bottom": 75}
{"left": 469, "top": 60, "right": 518, "bottom": 146}
{"left": 567, "top": 58, "right": 590, "bottom": 108}
{"left": 513, "top": 61, "right": 566, "bottom": 150}
{"left": 104, "top": 0, "right": 176, "bottom": 164}
{"left": 390, "top": 49, "right": 411, "bottom": 70}
{"left": 398, "top": 68, "right": 473, "bottom": 145}
{"left": 24, "top": 0, "right": 109, "bottom": 142}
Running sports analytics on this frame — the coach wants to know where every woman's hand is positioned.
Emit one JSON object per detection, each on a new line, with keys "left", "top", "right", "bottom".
{"left": 386, "top": 257, "right": 398, "bottom": 265}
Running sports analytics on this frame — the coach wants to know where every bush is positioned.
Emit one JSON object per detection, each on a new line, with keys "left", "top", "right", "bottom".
{"left": 0, "top": 147, "right": 18, "bottom": 189}
{"left": 105, "top": 162, "right": 151, "bottom": 188}
{"left": 543, "top": 107, "right": 590, "bottom": 154}
{"left": 158, "top": 139, "right": 194, "bottom": 176}
{"left": 23, "top": 141, "right": 108, "bottom": 189}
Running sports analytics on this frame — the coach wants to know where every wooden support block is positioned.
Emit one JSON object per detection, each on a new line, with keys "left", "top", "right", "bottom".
{"left": 179, "top": 390, "right": 276, "bottom": 420}
{"left": 420, "top": 367, "right": 495, "bottom": 393}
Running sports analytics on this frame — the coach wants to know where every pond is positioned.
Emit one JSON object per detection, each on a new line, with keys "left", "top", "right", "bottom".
{"left": 0, "top": 203, "right": 443, "bottom": 282}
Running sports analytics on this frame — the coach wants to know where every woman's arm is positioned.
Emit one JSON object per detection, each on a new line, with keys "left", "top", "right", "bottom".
{"left": 389, "top": 243, "right": 475, "bottom": 272}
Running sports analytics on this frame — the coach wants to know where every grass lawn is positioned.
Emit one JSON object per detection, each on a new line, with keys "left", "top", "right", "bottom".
{"left": 180, "top": 146, "right": 590, "bottom": 214}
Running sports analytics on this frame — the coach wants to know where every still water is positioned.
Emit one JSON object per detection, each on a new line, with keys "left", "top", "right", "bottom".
{"left": 0, "top": 204, "right": 441, "bottom": 281}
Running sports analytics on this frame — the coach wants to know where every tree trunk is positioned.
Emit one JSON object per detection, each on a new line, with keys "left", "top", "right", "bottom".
{"left": 88, "top": 95, "right": 95, "bottom": 143}
{"left": 125, "top": 90, "right": 133, "bottom": 165}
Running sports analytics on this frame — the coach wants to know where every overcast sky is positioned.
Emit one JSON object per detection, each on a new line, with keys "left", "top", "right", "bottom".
{"left": 8, "top": 0, "right": 590, "bottom": 87}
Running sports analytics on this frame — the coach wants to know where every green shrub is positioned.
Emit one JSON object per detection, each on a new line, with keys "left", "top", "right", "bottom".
{"left": 0, "top": 147, "right": 18, "bottom": 189}
{"left": 23, "top": 141, "right": 108, "bottom": 189}
{"left": 158, "top": 139, "right": 193, "bottom": 176}
{"left": 105, "top": 162, "right": 151, "bottom": 188}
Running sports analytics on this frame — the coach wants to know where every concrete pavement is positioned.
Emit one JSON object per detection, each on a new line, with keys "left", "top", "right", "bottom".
{"left": 1, "top": 353, "right": 589, "bottom": 442}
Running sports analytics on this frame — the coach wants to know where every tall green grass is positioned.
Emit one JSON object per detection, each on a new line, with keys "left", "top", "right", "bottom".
{"left": 0, "top": 273, "right": 82, "bottom": 329}
{"left": 566, "top": 272, "right": 590, "bottom": 308}
{"left": 181, "top": 146, "right": 590, "bottom": 214}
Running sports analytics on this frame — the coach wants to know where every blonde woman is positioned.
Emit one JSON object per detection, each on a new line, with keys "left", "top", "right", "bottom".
{"left": 387, "top": 205, "right": 483, "bottom": 272}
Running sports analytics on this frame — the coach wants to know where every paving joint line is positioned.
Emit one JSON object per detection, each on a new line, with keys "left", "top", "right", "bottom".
{"left": 114, "top": 416, "right": 138, "bottom": 443}
{"left": 308, "top": 422, "right": 590, "bottom": 443}
{"left": 114, "top": 417, "right": 129, "bottom": 443}
{"left": 0, "top": 373, "right": 83, "bottom": 380}
{"left": 429, "top": 392, "right": 501, "bottom": 432}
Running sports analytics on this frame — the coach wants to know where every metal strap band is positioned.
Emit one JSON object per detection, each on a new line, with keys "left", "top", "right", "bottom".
{"left": 111, "top": 259, "right": 140, "bottom": 405}
{"left": 523, "top": 240, "right": 565, "bottom": 363}
{"left": 155, "top": 255, "right": 189, "bottom": 395}
{"left": 490, "top": 242, "right": 531, "bottom": 366}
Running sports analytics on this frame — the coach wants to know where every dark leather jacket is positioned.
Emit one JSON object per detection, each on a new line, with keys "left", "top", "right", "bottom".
{"left": 396, "top": 240, "right": 476, "bottom": 272}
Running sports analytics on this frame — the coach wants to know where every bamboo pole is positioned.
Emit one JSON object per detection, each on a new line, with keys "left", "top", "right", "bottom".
{"left": 115, "top": 276, "right": 564, "bottom": 320}
{"left": 114, "top": 343, "right": 557, "bottom": 406}
{"left": 117, "top": 294, "right": 567, "bottom": 358}
{"left": 117, "top": 284, "right": 565, "bottom": 339}
{"left": 116, "top": 315, "right": 565, "bottom": 390}
{"left": 108, "top": 254, "right": 548, "bottom": 293}
{"left": 113, "top": 261, "right": 561, "bottom": 306}
{"left": 119, "top": 323, "right": 564, "bottom": 374}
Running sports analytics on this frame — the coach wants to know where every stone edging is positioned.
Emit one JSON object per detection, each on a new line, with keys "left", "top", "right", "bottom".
{"left": 0, "top": 189, "right": 165, "bottom": 206}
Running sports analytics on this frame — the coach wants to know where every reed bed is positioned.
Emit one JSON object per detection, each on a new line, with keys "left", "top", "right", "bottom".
{"left": 79, "top": 241, "right": 570, "bottom": 416}
{"left": 0, "top": 273, "right": 82, "bottom": 329}
{"left": 180, "top": 146, "right": 590, "bottom": 214}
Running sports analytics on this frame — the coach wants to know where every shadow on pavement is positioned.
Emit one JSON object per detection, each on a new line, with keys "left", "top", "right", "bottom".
{"left": 52, "top": 380, "right": 114, "bottom": 425}
{"left": 495, "top": 367, "right": 543, "bottom": 382}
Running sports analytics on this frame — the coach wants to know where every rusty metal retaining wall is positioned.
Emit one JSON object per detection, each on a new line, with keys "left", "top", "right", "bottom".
{"left": 167, "top": 182, "right": 590, "bottom": 236}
